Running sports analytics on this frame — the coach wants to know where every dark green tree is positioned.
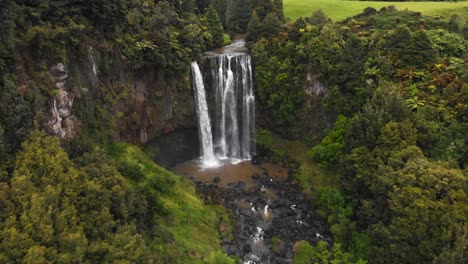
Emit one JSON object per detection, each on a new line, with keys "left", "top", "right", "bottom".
{"left": 206, "top": 6, "right": 224, "bottom": 48}
{"left": 226, "top": 0, "right": 252, "bottom": 33}
{"left": 0, "top": 76, "right": 33, "bottom": 149}
{"left": 259, "top": 13, "right": 281, "bottom": 38}
{"left": 255, "top": 0, "right": 274, "bottom": 21}
{"left": 212, "top": 0, "right": 228, "bottom": 27}
{"left": 246, "top": 11, "right": 260, "bottom": 41}
{"left": 308, "top": 9, "right": 330, "bottom": 28}
{"left": 273, "top": 0, "right": 284, "bottom": 21}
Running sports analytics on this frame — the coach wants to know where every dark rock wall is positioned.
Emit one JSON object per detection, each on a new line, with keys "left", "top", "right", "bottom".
{"left": 26, "top": 45, "right": 197, "bottom": 144}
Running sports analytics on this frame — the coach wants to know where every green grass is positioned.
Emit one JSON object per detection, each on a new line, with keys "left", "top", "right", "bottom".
{"left": 284, "top": 0, "right": 468, "bottom": 21}
{"left": 257, "top": 130, "right": 339, "bottom": 196}
{"left": 110, "top": 143, "right": 234, "bottom": 263}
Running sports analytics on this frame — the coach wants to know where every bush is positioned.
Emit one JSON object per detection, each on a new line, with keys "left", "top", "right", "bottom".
{"left": 204, "top": 251, "right": 236, "bottom": 264}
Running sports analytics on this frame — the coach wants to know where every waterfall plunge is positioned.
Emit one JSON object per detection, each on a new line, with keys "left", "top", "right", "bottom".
{"left": 191, "top": 62, "right": 219, "bottom": 167}
{"left": 191, "top": 53, "right": 255, "bottom": 167}
{"left": 213, "top": 55, "right": 255, "bottom": 161}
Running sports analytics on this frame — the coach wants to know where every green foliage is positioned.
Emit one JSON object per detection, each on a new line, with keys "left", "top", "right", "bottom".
{"left": 344, "top": 106, "right": 467, "bottom": 262}
{"left": 247, "top": 11, "right": 261, "bottom": 41}
{"left": 260, "top": 13, "right": 282, "bottom": 38}
{"left": 293, "top": 240, "right": 315, "bottom": 264}
{"left": 205, "top": 6, "right": 225, "bottom": 48}
{"left": 256, "top": 129, "right": 288, "bottom": 163}
{"left": 426, "top": 29, "right": 465, "bottom": 58}
{"left": 251, "top": 8, "right": 467, "bottom": 263}
{"left": 0, "top": 131, "right": 232, "bottom": 263}
{"left": 448, "top": 13, "right": 466, "bottom": 32}
{"left": 204, "top": 251, "right": 236, "bottom": 264}
{"left": 0, "top": 127, "right": 8, "bottom": 181}
{"left": 252, "top": 39, "right": 305, "bottom": 125}
{"left": 0, "top": 76, "right": 34, "bottom": 149}
{"left": 110, "top": 143, "right": 231, "bottom": 262}
{"left": 316, "top": 187, "right": 354, "bottom": 246}
{"left": 294, "top": 240, "right": 365, "bottom": 264}
{"left": 309, "top": 115, "right": 351, "bottom": 168}
{"left": 0, "top": 131, "right": 156, "bottom": 263}
{"left": 226, "top": 0, "right": 252, "bottom": 33}
{"left": 223, "top": 34, "right": 232, "bottom": 45}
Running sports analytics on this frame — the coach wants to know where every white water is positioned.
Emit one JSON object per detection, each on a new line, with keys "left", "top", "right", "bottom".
{"left": 191, "top": 41, "right": 255, "bottom": 166}
{"left": 191, "top": 62, "right": 218, "bottom": 168}
{"left": 213, "top": 55, "right": 255, "bottom": 160}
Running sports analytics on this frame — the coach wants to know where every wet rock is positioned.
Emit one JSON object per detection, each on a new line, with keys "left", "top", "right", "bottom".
{"left": 48, "top": 63, "right": 78, "bottom": 138}
{"left": 185, "top": 161, "right": 330, "bottom": 264}
{"left": 251, "top": 154, "right": 260, "bottom": 164}
{"left": 297, "top": 194, "right": 305, "bottom": 202}
{"left": 239, "top": 208, "right": 255, "bottom": 218}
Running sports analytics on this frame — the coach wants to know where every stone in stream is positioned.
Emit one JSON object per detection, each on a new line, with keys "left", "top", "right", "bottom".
{"left": 251, "top": 154, "right": 260, "bottom": 164}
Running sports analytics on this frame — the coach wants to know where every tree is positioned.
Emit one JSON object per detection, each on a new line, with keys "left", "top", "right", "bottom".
{"left": 409, "top": 30, "right": 436, "bottom": 67}
{"left": 0, "top": 76, "right": 33, "bottom": 149}
{"left": 205, "top": 6, "right": 224, "bottom": 48}
{"left": 308, "top": 9, "right": 330, "bottom": 28}
{"left": 259, "top": 13, "right": 281, "bottom": 38}
{"left": 0, "top": 126, "right": 8, "bottom": 181}
{"left": 0, "top": 131, "right": 156, "bottom": 263}
{"left": 448, "top": 13, "right": 465, "bottom": 33}
{"left": 212, "top": 0, "right": 228, "bottom": 27}
{"left": 226, "top": 0, "right": 252, "bottom": 33}
{"left": 309, "top": 115, "right": 351, "bottom": 167}
{"left": 1, "top": 130, "right": 88, "bottom": 262}
{"left": 255, "top": 0, "right": 274, "bottom": 21}
{"left": 246, "top": 11, "right": 260, "bottom": 41}
{"left": 273, "top": 0, "right": 284, "bottom": 21}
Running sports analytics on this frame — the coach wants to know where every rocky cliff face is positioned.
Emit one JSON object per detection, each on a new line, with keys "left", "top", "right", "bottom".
{"left": 43, "top": 46, "right": 196, "bottom": 144}
{"left": 48, "top": 63, "right": 78, "bottom": 138}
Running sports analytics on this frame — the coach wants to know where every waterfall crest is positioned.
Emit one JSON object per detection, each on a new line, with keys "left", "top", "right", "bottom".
{"left": 191, "top": 62, "right": 218, "bottom": 167}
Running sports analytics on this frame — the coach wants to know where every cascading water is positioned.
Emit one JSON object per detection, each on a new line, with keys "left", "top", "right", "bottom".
{"left": 191, "top": 62, "right": 218, "bottom": 167}
{"left": 191, "top": 40, "right": 255, "bottom": 165}
{"left": 212, "top": 54, "right": 255, "bottom": 161}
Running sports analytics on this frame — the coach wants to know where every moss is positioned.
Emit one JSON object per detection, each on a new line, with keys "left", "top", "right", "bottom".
{"left": 271, "top": 236, "right": 281, "bottom": 253}
{"left": 293, "top": 240, "right": 315, "bottom": 264}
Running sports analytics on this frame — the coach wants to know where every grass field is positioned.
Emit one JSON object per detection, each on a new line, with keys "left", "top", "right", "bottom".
{"left": 283, "top": 0, "right": 468, "bottom": 21}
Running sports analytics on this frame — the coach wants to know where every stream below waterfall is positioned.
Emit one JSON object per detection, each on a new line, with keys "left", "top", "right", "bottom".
{"left": 172, "top": 160, "right": 331, "bottom": 263}
{"left": 150, "top": 39, "right": 330, "bottom": 263}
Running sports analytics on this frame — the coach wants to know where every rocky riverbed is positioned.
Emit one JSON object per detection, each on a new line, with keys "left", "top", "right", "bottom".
{"left": 173, "top": 160, "right": 331, "bottom": 263}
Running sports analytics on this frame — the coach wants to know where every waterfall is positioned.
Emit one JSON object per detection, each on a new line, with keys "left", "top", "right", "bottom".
{"left": 212, "top": 55, "right": 255, "bottom": 161}
{"left": 191, "top": 40, "right": 255, "bottom": 165}
{"left": 191, "top": 62, "right": 218, "bottom": 167}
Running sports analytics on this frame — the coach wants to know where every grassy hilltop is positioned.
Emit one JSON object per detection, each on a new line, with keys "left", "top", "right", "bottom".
{"left": 283, "top": 0, "right": 468, "bottom": 21}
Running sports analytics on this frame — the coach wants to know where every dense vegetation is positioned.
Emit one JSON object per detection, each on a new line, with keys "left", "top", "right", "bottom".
{"left": 250, "top": 5, "right": 467, "bottom": 263}
{"left": 0, "top": 0, "right": 238, "bottom": 262}
{"left": 0, "top": 130, "right": 233, "bottom": 262}
{"left": 0, "top": 0, "right": 467, "bottom": 263}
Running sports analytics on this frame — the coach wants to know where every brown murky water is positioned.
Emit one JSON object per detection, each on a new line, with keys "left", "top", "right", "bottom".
{"left": 172, "top": 160, "right": 289, "bottom": 189}
{"left": 172, "top": 158, "right": 331, "bottom": 263}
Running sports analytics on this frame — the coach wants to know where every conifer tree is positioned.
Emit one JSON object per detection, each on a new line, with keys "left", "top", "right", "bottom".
{"left": 206, "top": 6, "right": 224, "bottom": 48}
